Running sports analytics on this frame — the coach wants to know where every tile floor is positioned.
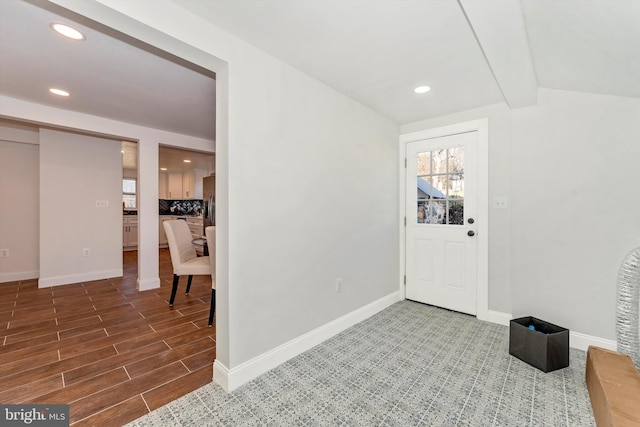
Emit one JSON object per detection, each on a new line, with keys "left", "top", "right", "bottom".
{"left": 127, "top": 300, "right": 595, "bottom": 426}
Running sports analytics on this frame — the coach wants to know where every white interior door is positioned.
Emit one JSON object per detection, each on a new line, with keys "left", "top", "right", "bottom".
{"left": 405, "top": 131, "right": 478, "bottom": 315}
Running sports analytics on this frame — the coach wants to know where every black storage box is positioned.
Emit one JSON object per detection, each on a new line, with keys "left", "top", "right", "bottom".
{"left": 509, "top": 316, "right": 569, "bottom": 373}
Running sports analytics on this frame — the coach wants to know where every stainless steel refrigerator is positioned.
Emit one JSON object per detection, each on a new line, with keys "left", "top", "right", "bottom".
{"left": 203, "top": 175, "right": 215, "bottom": 233}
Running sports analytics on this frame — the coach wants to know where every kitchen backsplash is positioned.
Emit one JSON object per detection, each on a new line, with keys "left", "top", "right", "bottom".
{"left": 159, "top": 199, "right": 203, "bottom": 216}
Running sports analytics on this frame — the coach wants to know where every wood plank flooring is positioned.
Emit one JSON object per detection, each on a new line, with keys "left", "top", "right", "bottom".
{"left": 0, "top": 249, "right": 215, "bottom": 426}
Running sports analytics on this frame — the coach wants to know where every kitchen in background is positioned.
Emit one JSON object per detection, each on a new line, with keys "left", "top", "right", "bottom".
{"left": 157, "top": 145, "right": 215, "bottom": 254}
{"left": 121, "top": 142, "right": 215, "bottom": 252}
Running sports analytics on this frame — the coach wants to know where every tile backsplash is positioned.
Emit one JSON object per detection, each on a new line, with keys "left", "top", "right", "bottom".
{"left": 159, "top": 199, "right": 203, "bottom": 216}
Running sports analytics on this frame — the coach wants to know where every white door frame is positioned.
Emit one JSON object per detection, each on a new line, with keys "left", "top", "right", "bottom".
{"left": 399, "top": 118, "right": 489, "bottom": 321}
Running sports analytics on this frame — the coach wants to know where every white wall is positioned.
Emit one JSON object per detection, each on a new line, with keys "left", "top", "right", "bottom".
{"left": 39, "top": 128, "right": 122, "bottom": 286}
{"left": 0, "top": 121, "right": 39, "bottom": 282}
{"left": 401, "top": 102, "right": 513, "bottom": 314}
{"left": 510, "top": 88, "right": 640, "bottom": 340}
{"left": 402, "top": 88, "right": 640, "bottom": 342}
{"left": 49, "top": 0, "right": 401, "bottom": 384}
{"left": 228, "top": 47, "right": 400, "bottom": 364}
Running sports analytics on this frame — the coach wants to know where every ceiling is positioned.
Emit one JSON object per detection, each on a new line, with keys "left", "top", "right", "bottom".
{"left": 175, "top": 0, "right": 639, "bottom": 121}
{"left": 1, "top": 0, "right": 638, "bottom": 145}
{"left": 0, "top": 0, "right": 216, "bottom": 141}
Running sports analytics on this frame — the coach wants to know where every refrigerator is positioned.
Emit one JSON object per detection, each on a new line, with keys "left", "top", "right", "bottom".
{"left": 203, "top": 175, "right": 215, "bottom": 233}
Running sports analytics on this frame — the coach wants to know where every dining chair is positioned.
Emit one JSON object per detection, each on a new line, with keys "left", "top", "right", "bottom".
{"left": 163, "top": 219, "right": 210, "bottom": 306}
{"left": 205, "top": 225, "right": 216, "bottom": 327}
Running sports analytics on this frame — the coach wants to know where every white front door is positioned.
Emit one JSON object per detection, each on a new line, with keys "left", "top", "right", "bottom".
{"left": 405, "top": 131, "right": 478, "bottom": 315}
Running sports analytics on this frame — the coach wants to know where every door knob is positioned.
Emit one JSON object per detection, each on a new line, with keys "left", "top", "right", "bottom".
{"left": 467, "top": 230, "right": 475, "bottom": 237}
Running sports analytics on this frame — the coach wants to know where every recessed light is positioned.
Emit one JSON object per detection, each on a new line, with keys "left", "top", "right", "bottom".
{"left": 49, "top": 88, "right": 70, "bottom": 97}
{"left": 160, "top": 167, "right": 167, "bottom": 171}
{"left": 50, "top": 23, "right": 85, "bottom": 41}
{"left": 183, "top": 160, "right": 191, "bottom": 163}
{"left": 414, "top": 86, "right": 431, "bottom": 94}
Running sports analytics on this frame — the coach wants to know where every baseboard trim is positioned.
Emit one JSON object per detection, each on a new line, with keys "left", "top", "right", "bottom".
{"left": 214, "top": 291, "right": 402, "bottom": 392}
{"left": 485, "top": 311, "right": 617, "bottom": 352}
{"left": 38, "top": 269, "right": 122, "bottom": 287}
{"left": 570, "top": 331, "right": 616, "bottom": 352}
{"left": 137, "top": 277, "right": 161, "bottom": 291}
{"left": 0, "top": 270, "right": 39, "bottom": 283}
{"left": 486, "top": 310, "right": 512, "bottom": 326}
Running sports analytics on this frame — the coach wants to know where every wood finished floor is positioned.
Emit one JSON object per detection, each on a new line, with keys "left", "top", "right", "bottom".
{"left": 0, "top": 249, "right": 215, "bottom": 426}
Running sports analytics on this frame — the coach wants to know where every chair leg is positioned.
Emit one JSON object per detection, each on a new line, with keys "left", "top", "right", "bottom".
{"left": 185, "top": 275, "right": 193, "bottom": 294}
{"left": 208, "top": 289, "right": 216, "bottom": 327}
{"left": 169, "top": 274, "right": 180, "bottom": 306}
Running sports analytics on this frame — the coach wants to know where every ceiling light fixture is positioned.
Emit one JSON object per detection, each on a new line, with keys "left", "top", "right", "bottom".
{"left": 183, "top": 160, "right": 191, "bottom": 163}
{"left": 49, "top": 88, "right": 70, "bottom": 97}
{"left": 50, "top": 23, "right": 85, "bottom": 41}
{"left": 160, "top": 167, "right": 168, "bottom": 171}
{"left": 414, "top": 86, "right": 431, "bottom": 94}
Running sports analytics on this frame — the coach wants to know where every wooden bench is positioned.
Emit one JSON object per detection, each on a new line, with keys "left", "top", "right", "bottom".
{"left": 585, "top": 346, "right": 640, "bottom": 427}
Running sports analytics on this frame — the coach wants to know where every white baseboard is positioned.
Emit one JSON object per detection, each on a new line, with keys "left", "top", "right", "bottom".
{"left": 137, "top": 277, "right": 161, "bottom": 291}
{"left": 38, "top": 269, "right": 122, "bottom": 287}
{"left": 486, "top": 310, "right": 512, "bottom": 326}
{"left": 0, "top": 270, "right": 39, "bottom": 283}
{"left": 570, "top": 331, "right": 616, "bottom": 352}
{"left": 484, "top": 311, "right": 617, "bottom": 352}
{"left": 214, "top": 291, "right": 402, "bottom": 392}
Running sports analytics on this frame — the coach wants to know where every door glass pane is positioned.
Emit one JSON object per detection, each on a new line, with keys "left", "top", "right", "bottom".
{"left": 448, "top": 174, "right": 464, "bottom": 199}
{"left": 448, "top": 200, "right": 464, "bottom": 225}
{"left": 417, "top": 176, "right": 434, "bottom": 199}
{"left": 432, "top": 174, "right": 447, "bottom": 197}
{"left": 426, "top": 200, "right": 446, "bottom": 224}
{"left": 432, "top": 149, "right": 447, "bottom": 174}
{"left": 448, "top": 146, "right": 464, "bottom": 173}
{"left": 415, "top": 146, "right": 465, "bottom": 225}
{"left": 417, "top": 200, "right": 427, "bottom": 223}
{"left": 417, "top": 152, "right": 431, "bottom": 175}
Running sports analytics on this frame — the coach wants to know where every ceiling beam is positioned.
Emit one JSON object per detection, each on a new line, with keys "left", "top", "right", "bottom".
{"left": 459, "top": 0, "right": 537, "bottom": 108}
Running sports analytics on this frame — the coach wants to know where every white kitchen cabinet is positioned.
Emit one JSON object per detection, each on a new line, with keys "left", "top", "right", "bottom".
{"left": 181, "top": 169, "right": 207, "bottom": 199}
{"left": 182, "top": 171, "right": 194, "bottom": 199}
{"left": 193, "top": 169, "right": 207, "bottom": 199}
{"left": 167, "top": 173, "right": 182, "bottom": 199}
{"left": 123, "top": 217, "right": 138, "bottom": 250}
{"left": 158, "top": 172, "right": 168, "bottom": 199}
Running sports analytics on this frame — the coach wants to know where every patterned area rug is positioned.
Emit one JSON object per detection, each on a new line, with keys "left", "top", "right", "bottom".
{"left": 127, "top": 300, "right": 595, "bottom": 426}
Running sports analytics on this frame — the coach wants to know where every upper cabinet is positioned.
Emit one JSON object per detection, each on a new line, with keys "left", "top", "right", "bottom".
{"left": 160, "top": 169, "right": 207, "bottom": 199}
{"left": 167, "top": 172, "right": 183, "bottom": 199}
{"left": 159, "top": 172, "right": 168, "bottom": 199}
{"left": 182, "top": 170, "right": 194, "bottom": 199}
{"left": 158, "top": 146, "right": 214, "bottom": 199}
{"left": 183, "top": 169, "right": 207, "bottom": 199}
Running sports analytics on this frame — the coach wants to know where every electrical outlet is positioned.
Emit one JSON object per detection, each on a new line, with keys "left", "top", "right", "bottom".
{"left": 83, "top": 248, "right": 90, "bottom": 256}
{"left": 336, "top": 278, "right": 343, "bottom": 293}
{"left": 0, "top": 248, "right": 9, "bottom": 258}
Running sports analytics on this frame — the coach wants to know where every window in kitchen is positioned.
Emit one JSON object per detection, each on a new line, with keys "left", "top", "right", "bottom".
{"left": 123, "top": 178, "right": 136, "bottom": 209}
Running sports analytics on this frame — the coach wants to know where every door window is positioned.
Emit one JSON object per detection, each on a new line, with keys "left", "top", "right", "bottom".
{"left": 416, "top": 147, "right": 464, "bottom": 225}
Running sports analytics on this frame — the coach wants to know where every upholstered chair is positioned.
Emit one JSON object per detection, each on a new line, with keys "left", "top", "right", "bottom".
{"left": 163, "top": 220, "right": 210, "bottom": 306}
